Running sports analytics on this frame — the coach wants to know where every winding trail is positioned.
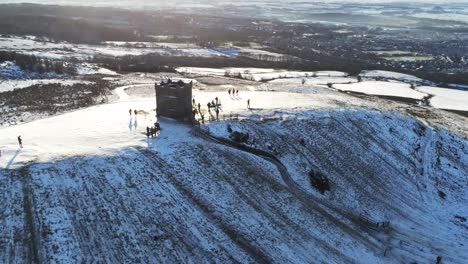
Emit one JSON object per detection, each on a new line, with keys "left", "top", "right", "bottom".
{"left": 192, "top": 126, "right": 387, "bottom": 252}
{"left": 114, "top": 84, "right": 153, "bottom": 102}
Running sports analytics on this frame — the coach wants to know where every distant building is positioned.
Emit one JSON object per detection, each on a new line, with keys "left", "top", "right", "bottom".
{"left": 155, "top": 79, "right": 193, "bottom": 121}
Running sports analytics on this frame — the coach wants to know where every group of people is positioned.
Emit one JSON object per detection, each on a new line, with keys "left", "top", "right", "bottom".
{"left": 146, "top": 121, "right": 161, "bottom": 138}
{"left": 228, "top": 89, "right": 239, "bottom": 96}
{"left": 207, "top": 97, "right": 221, "bottom": 111}
{"left": 207, "top": 97, "right": 222, "bottom": 121}
{"left": 191, "top": 88, "right": 254, "bottom": 125}
{"left": 129, "top": 109, "right": 138, "bottom": 116}
{"left": 191, "top": 97, "right": 223, "bottom": 124}
{"left": 229, "top": 89, "right": 250, "bottom": 109}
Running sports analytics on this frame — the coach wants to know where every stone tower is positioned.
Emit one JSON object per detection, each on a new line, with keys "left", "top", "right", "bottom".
{"left": 155, "top": 79, "right": 193, "bottom": 121}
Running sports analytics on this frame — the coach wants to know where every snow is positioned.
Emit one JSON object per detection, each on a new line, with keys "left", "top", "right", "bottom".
{"left": 74, "top": 63, "right": 119, "bottom": 76}
{"left": 448, "top": 83, "right": 468, "bottom": 90}
{"left": 360, "top": 70, "right": 423, "bottom": 83}
{"left": 0, "top": 61, "right": 62, "bottom": 80}
{"left": 410, "top": 12, "right": 468, "bottom": 24}
{"left": 417, "top": 86, "right": 468, "bottom": 111}
{"left": 235, "top": 47, "right": 289, "bottom": 58}
{"left": 0, "top": 88, "right": 335, "bottom": 169}
{"left": 0, "top": 36, "right": 289, "bottom": 60}
{"left": 176, "top": 67, "right": 347, "bottom": 82}
{"left": 0, "top": 61, "right": 97, "bottom": 93}
{"left": 334, "top": 80, "right": 428, "bottom": 100}
{"left": 176, "top": 67, "right": 276, "bottom": 76}
{"left": 0, "top": 79, "right": 92, "bottom": 93}
{"left": 0, "top": 61, "right": 115, "bottom": 92}
{"left": 0, "top": 37, "right": 223, "bottom": 59}
{"left": 0, "top": 76, "right": 467, "bottom": 263}
{"left": 207, "top": 109, "right": 468, "bottom": 263}
{"left": 268, "top": 76, "right": 357, "bottom": 85}
{"left": 104, "top": 42, "right": 290, "bottom": 58}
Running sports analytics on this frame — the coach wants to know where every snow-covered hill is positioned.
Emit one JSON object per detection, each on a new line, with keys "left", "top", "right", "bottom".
{"left": 0, "top": 78, "right": 467, "bottom": 263}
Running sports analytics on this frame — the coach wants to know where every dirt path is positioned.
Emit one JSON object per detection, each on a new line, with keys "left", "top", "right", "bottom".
{"left": 192, "top": 126, "right": 385, "bottom": 252}
{"left": 114, "top": 84, "right": 152, "bottom": 102}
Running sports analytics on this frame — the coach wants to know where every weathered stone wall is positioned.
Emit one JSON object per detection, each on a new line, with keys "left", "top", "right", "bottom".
{"left": 155, "top": 80, "right": 192, "bottom": 120}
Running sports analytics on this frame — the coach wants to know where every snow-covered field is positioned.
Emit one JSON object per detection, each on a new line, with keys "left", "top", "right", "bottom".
{"left": 268, "top": 76, "right": 357, "bottom": 85}
{"left": 0, "top": 82, "right": 467, "bottom": 263}
{"left": 0, "top": 61, "right": 112, "bottom": 92}
{"left": 360, "top": 70, "right": 424, "bottom": 83}
{"left": 0, "top": 37, "right": 227, "bottom": 59}
{"left": 334, "top": 81, "right": 428, "bottom": 100}
{"left": 0, "top": 36, "right": 289, "bottom": 60}
{"left": 176, "top": 67, "right": 468, "bottom": 113}
{"left": 417, "top": 86, "right": 468, "bottom": 111}
{"left": 0, "top": 61, "right": 61, "bottom": 80}
{"left": 0, "top": 79, "right": 92, "bottom": 93}
{"left": 0, "top": 61, "right": 89, "bottom": 93}
{"left": 410, "top": 12, "right": 468, "bottom": 24}
{"left": 177, "top": 67, "right": 347, "bottom": 81}
{"left": 74, "top": 63, "right": 119, "bottom": 76}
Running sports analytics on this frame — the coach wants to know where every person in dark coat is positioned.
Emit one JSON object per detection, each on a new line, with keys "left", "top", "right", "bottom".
{"left": 134, "top": 109, "right": 138, "bottom": 116}
{"left": 236, "top": 89, "right": 239, "bottom": 96}
{"left": 192, "top": 98, "right": 195, "bottom": 105}
{"left": 215, "top": 97, "right": 219, "bottom": 105}
{"left": 151, "top": 127, "right": 156, "bottom": 137}
{"left": 129, "top": 109, "right": 132, "bottom": 116}
{"left": 155, "top": 121, "right": 160, "bottom": 131}
{"left": 146, "top": 127, "right": 150, "bottom": 138}
{"left": 247, "top": 99, "right": 250, "bottom": 109}
{"left": 18, "top": 135, "right": 23, "bottom": 148}
{"left": 215, "top": 108, "right": 220, "bottom": 121}
{"left": 197, "top": 103, "right": 201, "bottom": 114}
{"left": 228, "top": 89, "right": 231, "bottom": 95}
{"left": 207, "top": 102, "right": 211, "bottom": 112}
{"left": 201, "top": 113, "right": 205, "bottom": 124}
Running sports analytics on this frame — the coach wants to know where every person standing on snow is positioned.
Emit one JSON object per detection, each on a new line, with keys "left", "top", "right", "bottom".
{"left": 228, "top": 89, "right": 231, "bottom": 96}
{"left": 247, "top": 99, "right": 250, "bottom": 109}
{"left": 129, "top": 109, "right": 132, "bottom": 116}
{"left": 146, "top": 127, "right": 150, "bottom": 138}
{"left": 134, "top": 109, "right": 138, "bottom": 116}
{"left": 17, "top": 136, "right": 23, "bottom": 148}
{"left": 197, "top": 103, "right": 201, "bottom": 114}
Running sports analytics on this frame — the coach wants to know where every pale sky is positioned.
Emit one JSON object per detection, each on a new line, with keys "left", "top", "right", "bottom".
{"left": 0, "top": 0, "right": 463, "bottom": 5}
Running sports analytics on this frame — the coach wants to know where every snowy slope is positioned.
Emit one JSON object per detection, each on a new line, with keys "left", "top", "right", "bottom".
{"left": 208, "top": 110, "right": 468, "bottom": 263}
{"left": 0, "top": 79, "right": 92, "bottom": 93}
{"left": 74, "top": 63, "right": 119, "bottom": 76}
{"left": 0, "top": 82, "right": 467, "bottom": 263}
{"left": 0, "top": 61, "right": 61, "bottom": 80}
